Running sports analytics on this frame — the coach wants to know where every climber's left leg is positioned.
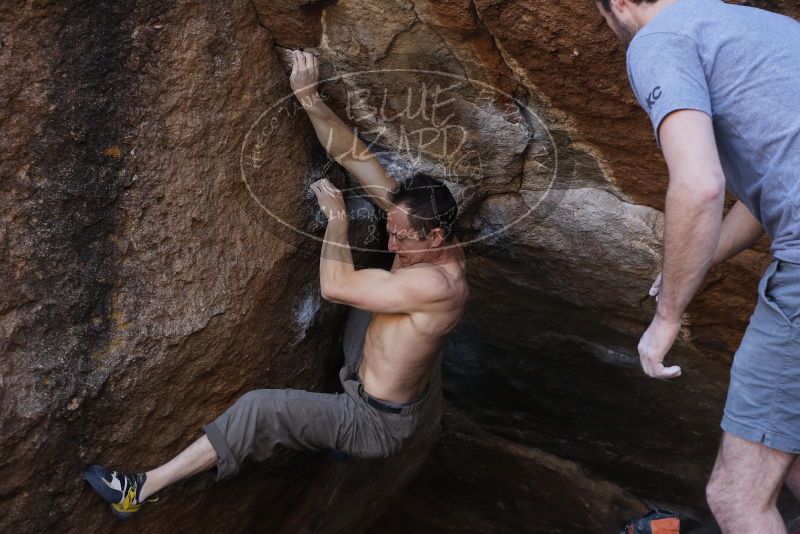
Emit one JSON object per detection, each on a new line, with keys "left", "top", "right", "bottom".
{"left": 200, "top": 388, "right": 355, "bottom": 481}
{"left": 138, "top": 433, "right": 216, "bottom": 500}
{"left": 81, "top": 387, "right": 351, "bottom": 519}
{"left": 134, "top": 387, "right": 354, "bottom": 495}
{"left": 81, "top": 433, "right": 217, "bottom": 519}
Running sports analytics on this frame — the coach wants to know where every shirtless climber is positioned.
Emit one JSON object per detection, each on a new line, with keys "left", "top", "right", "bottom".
{"left": 82, "top": 50, "right": 468, "bottom": 519}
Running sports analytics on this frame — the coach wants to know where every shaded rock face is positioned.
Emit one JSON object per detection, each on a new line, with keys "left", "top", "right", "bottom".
{"left": 371, "top": 410, "right": 648, "bottom": 533}
{"left": 1, "top": 1, "right": 796, "bottom": 533}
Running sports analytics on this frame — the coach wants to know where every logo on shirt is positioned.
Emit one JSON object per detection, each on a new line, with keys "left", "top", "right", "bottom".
{"left": 646, "top": 86, "right": 662, "bottom": 111}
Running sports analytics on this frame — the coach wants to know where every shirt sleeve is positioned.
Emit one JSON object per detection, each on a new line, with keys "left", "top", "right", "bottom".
{"left": 626, "top": 32, "right": 712, "bottom": 145}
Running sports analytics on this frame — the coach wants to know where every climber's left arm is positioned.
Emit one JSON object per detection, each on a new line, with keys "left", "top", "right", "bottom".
{"left": 291, "top": 50, "right": 398, "bottom": 212}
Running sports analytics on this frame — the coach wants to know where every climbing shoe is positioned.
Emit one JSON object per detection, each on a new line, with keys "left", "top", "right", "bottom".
{"left": 82, "top": 464, "right": 158, "bottom": 519}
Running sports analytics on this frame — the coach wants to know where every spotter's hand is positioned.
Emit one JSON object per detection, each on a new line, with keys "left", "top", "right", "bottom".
{"left": 637, "top": 314, "right": 682, "bottom": 379}
{"left": 649, "top": 272, "right": 662, "bottom": 301}
{"left": 290, "top": 50, "right": 320, "bottom": 109}
{"left": 310, "top": 179, "right": 347, "bottom": 222}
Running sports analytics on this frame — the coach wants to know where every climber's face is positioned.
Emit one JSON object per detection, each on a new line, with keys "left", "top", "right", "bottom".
{"left": 386, "top": 206, "right": 444, "bottom": 268}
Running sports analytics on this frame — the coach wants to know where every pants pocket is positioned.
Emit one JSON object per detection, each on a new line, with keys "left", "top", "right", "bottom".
{"left": 764, "top": 260, "right": 800, "bottom": 325}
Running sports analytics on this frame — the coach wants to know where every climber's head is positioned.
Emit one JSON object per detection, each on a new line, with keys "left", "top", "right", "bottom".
{"left": 386, "top": 173, "right": 458, "bottom": 266}
{"left": 594, "top": 0, "right": 665, "bottom": 48}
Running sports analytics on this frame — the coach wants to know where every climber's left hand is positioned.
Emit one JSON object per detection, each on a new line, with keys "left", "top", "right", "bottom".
{"left": 290, "top": 50, "right": 321, "bottom": 109}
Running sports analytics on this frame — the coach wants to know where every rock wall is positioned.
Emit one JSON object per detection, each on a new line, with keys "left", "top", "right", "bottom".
{"left": 0, "top": 0, "right": 397, "bottom": 532}
{"left": 1, "top": 0, "right": 797, "bottom": 532}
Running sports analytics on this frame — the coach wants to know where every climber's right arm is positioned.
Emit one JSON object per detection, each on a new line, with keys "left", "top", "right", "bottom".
{"left": 290, "top": 50, "right": 397, "bottom": 212}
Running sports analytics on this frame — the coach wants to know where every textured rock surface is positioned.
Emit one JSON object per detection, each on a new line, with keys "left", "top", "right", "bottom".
{"left": 371, "top": 410, "right": 648, "bottom": 533}
{"left": 0, "top": 0, "right": 404, "bottom": 532}
{"left": 2, "top": 0, "right": 797, "bottom": 532}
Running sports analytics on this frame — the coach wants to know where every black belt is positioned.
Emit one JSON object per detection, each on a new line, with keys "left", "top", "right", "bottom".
{"left": 363, "top": 393, "right": 404, "bottom": 414}
{"left": 351, "top": 371, "right": 406, "bottom": 414}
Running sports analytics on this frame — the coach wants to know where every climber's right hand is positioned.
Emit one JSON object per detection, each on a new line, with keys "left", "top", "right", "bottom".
{"left": 290, "top": 50, "right": 320, "bottom": 109}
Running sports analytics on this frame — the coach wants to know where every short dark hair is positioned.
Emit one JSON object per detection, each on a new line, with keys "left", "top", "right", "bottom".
{"left": 388, "top": 173, "right": 458, "bottom": 241}
{"left": 598, "top": 0, "right": 658, "bottom": 11}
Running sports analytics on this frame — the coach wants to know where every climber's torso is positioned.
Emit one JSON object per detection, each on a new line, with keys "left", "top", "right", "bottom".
{"left": 358, "top": 248, "right": 468, "bottom": 403}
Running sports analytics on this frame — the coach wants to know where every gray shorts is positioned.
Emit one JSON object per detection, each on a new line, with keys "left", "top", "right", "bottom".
{"left": 722, "top": 259, "right": 800, "bottom": 453}
{"left": 201, "top": 308, "right": 443, "bottom": 480}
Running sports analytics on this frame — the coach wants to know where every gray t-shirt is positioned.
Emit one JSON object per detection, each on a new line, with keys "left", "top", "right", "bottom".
{"left": 626, "top": 0, "right": 800, "bottom": 263}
